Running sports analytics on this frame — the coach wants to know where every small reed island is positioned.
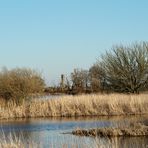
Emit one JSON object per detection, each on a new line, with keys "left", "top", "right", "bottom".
{"left": 72, "top": 123, "right": 148, "bottom": 137}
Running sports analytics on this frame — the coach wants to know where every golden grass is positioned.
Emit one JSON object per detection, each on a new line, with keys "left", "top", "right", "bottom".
{"left": 0, "top": 133, "right": 36, "bottom": 148}
{"left": 0, "top": 94, "right": 148, "bottom": 119}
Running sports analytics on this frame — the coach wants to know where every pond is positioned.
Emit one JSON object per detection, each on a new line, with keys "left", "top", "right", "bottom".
{"left": 0, "top": 116, "right": 148, "bottom": 148}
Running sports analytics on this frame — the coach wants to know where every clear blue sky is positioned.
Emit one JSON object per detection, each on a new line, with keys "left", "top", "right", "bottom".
{"left": 0, "top": 0, "right": 148, "bottom": 85}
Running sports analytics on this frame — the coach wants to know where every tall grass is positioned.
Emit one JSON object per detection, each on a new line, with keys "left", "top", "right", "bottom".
{"left": 0, "top": 94, "right": 148, "bottom": 119}
{"left": 0, "top": 132, "right": 37, "bottom": 148}
{"left": 0, "top": 133, "right": 147, "bottom": 148}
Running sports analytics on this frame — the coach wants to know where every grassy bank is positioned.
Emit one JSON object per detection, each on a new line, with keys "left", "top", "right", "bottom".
{"left": 0, "top": 94, "right": 148, "bottom": 119}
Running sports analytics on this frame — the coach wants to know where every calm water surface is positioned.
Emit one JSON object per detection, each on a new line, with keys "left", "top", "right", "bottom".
{"left": 0, "top": 116, "right": 148, "bottom": 148}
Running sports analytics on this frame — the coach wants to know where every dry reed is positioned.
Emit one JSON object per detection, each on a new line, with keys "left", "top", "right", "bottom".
{"left": 72, "top": 122, "right": 148, "bottom": 137}
{"left": 0, "top": 132, "right": 37, "bottom": 148}
{"left": 0, "top": 94, "right": 148, "bottom": 119}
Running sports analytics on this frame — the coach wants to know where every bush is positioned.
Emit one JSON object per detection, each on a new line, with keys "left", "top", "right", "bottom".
{"left": 0, "top": 68, "right": 45, "bottom": 104}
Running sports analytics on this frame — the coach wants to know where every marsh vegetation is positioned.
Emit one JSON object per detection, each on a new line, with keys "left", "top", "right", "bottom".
{"left": 0, "top": 94, "right": 148, "bottom": 119}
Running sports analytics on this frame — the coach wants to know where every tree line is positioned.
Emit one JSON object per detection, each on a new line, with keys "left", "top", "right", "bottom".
{"left": 58, "top": 42, "right": 148, "bottom": 94}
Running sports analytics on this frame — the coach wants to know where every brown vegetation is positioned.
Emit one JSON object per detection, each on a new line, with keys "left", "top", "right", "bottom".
{"left": 0, "top": 133, "right": 37, "bottom": 148}
{"left": 72, "top": 123, "right": 148, "bottom": 137}
{"left": 0, "top": 94, "right": 148, "bottom": 119}
{"left": 0, "top": 68, "right": 45, "bottom": 104}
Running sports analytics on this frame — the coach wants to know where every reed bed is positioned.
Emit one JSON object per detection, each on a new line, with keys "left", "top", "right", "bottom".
{"left": 0, "top": 94, "right": 148, "bottom": 119}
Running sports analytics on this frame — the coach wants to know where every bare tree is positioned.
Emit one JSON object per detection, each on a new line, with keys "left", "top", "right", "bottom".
{"left": 97, "top": 42, "right": 148, "bottom": 93}
{"left": 71, "top": 69, "right": 89, "bottom": 93}
{"left": 89, "top": 64, "right": 106, "bottom": 92}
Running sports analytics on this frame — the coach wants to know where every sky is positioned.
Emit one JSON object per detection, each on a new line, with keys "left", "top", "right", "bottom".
{"left": 0, "top": 0, "right": 148, "bottom": 85}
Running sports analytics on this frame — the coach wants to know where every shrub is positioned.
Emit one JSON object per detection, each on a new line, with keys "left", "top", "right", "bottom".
{"left": 0, "top": 68, "right": 45, "bottom": 104}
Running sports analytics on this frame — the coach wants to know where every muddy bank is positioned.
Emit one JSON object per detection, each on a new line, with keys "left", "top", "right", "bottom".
{"left": 72, "top": 123, "right": 148, "bottom": 137}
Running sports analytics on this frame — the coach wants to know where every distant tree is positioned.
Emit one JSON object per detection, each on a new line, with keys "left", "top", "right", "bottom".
{"left": 97, "top": 42, "right": 148, "bottom": 93}
{"left": 71, "top": 69, "right": 89, "bottom": 93}
{"left": 89, "top": 64, "right": 106, "bottom": 92}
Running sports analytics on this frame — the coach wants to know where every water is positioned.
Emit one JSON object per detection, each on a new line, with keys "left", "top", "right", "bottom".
{"left": 0, "top": 116, "right": 148, "bottom": 148}
{"left": 31, "top": 94, "right": 63, "bottom": 100}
